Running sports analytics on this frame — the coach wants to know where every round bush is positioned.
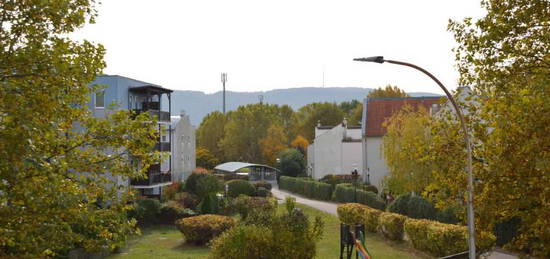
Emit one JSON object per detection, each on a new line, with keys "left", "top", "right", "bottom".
{"left": 231, "top": 196, "right": 276, "bottom": 221}
{"left": 210, "top": 225, "right": 274, "bottom": 259}
{"left": 226, "top": 179, "right": 256, "bottom": 198}
{"left": 183, "top": 171, "right": 209, "bottom": 196}
{"left": 175, "top": 214, "right": 236, "bottom": 245}
{"left": 254, "top": 180, "right": 272, "bottom": 190}
{"left": 177, "top": 192, "right": 200, "bottom": 209}
{"left": 159, "top": 201, "right": 196, "bottom": 225}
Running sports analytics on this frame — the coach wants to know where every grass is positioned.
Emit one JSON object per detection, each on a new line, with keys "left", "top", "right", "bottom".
{"left": 108, "top": 203, "right": 429, "bottom": 259}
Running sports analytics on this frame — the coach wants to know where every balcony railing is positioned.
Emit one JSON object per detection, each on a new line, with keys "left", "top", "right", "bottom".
{"left": 155, "top": 142, "right": 171, "bottom": 152}
{"left": 142, "top": 101, "right": 160, "bottom": 110}
{"left": 132, "top": 109, "right": 171, "bottom": 122}
{"left": 130, "top": 164, "right": 171, "bottom": 186}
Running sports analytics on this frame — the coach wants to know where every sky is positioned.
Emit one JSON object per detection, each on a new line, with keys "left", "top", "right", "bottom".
{"left": 71, "top": 0, "right": 486, "bottom": 94}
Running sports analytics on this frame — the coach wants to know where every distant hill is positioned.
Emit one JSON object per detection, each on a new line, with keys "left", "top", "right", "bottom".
{"left": 170, "top": 87, "right": 440, "bottom": 126}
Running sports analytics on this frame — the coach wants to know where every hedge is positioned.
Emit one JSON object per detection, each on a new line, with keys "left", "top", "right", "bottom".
{"left": 338, "top": 203, "right": 496, "bottom": 257}
{"left": 175, "top": 214, "right": 236, "bottom": 245}
{"left": 334, "top": 183, "right": 385, "bottom": 210}
{"left": 279, "top": 176, "right": 332, "bottom": 201}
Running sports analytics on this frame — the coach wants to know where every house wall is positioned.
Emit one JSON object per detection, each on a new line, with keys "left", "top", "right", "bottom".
{"left": 171, "top": 115, "right": 196, "bottom": 182}
{"left": 365, "top": 136, "right": 388, "bottom": 189}
{"left": 307, "top": 144, "right": 315, "bottom": 178}
{"left": 342, "top": 142, "right": 363, "bottom": 175}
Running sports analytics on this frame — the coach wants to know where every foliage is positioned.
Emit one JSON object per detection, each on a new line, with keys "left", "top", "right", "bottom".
{"left": 382, "top": 106, "right": 434, "bottom": 195}
{"left": 368, "top": 85, "right": 410, "bottom": 98}
{"left": 198, "top": 193, "right": 219, "bottom": 215}
{"left": 162, "top": 183, "right": 182, "bottom": 202}
{"left": 176, "top": 192, "right": 200, "bottom": 210}
{"left": 278, "top": 149, "right": 306, "bottom": 177}
{"left": 255, "top": 187, "right": 270, "bottom": 197}
{"left": 215, "top": 173, "right": 249, "bottom": 181}
{"left": 226, "top": 179, "right": 256, "bottom": 198}
{"left": 348, "top": 103, "right": 363, "bottom": 126}
{"left": 195, "top": 174, "right": 221, "bottom": 199}
{"left": 0, "top": 1, "right": 165, "bottom": 257}
{"left": 259, "top": 124, "right": 288, "bottom": 166}
{"left": 443, "top": 0, "right": 550, "bottom": 255}
{"left": 183, "top": 171, "right": 209, "bottom": 196}
{"left": 334, "top": 184, "right": 386, "bottom": 210}
{"left": 336, "top": 203, "right": 381, "bottom": 233}
{"left": 363, "top": 184, "right": 379, "bottom": 194}
{"left": 196, "top": 148, "right": 221, "bottom": 169}
{"left": 211, "top": 198, "right": 324, "bottom": 259}
{"left": 254, "top": 180, "right": 272, "bottom": 191}
{"left": 159, "top": 201, "right": 197, "bottom": 225}
{"left": 196, "top": 111, "right": 227, "bottom": 162}
{"left": 319, "top": 174, "right": 354, "bottom": 189}
{"left": 404, "top": 218, "right": 495, "bottom": 257}
{"left": 378, "top": 212, "right": 407, "bottom": 241}
{"left": 278, "top": 176, "right": 332, "bottom": 201}
{"left": 176, "top": 214, "right": 235, "bottom": 245}
{"left": 231, "top": 196, "right": 277, "bottom": 222}
{"left": 130, "top": 198, "right": 162, "bottom": 225}
{"left": 388, "top": 194, "right": 459, "bottom": 224}
{"left": 294, "top": 102, "right": 345, "bottom": 142}
{"left": 290, "top": 135, "right": 310, "bottom": 155}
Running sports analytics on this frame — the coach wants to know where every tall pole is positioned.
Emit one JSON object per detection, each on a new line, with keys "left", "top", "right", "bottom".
{"left": 221, "top": 73, "right": 227, "bottom": 114}
{"left": 354, "top": 56, "right": 476, "bottom": 259}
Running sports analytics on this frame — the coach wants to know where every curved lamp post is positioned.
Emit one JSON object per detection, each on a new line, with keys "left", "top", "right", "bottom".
{"left": 354, "top": 56, "right": 476, "bottom": 259}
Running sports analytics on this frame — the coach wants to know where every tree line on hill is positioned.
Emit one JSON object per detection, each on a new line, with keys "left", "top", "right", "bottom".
{"left": 195, "top": 85, "right": 409, "bottom": 169}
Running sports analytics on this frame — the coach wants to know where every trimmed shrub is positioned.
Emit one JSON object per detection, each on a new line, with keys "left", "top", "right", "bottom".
{"left": 209, "top": 225, "right": 274, "bottom": 259}
{"left": 129, "top": 198, "right": 162, "bottom": 225}
{"left": 196, "top": 174, "right": 222, "bottom": 198}
{"left": 388, "top": 194, "right": 458, "bottom": 224}
{"left": 176, "top": 192, "right": 200, "bottom": 209}
{"left": 176, "top": 214, "right": 236, "bottom": 245}
{"left": 404, "top": 218, "right": 496, "bottom": 257}
{"left": 254, "top": 181, "right": 272, "bottom": 190}
{"left": 378, "top": 212, "right": 406, "bottom": 241}
{"left": 255, "top": 187, "right": 270, "bottom": 197}
{"left": 199, "top": 193, "right": 219, "bottom": 214}
{"left": 184, "top": 171, "right": 209, "bottom": 196}
{"left": 334, "top": 183, "right": 385, "bottom": 210}
{"left": 362, "top": 184, "right": 378, "bottom": 194}
{"left": 159, "top": 201, "right": 196, "bottom": 225}
{"left": 226, "top": 180, "right": 256, "bottom": 198}
{"left": 279, "top": 176, "right": 333, "bottom": 201}
{"left": 336, "top": 203, "right": 381, "bottom": 233}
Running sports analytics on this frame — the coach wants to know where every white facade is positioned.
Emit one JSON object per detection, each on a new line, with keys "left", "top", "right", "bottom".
{"left": 363, "top": 136, "right": 387, "bottom": 188}
{"left": 308, "top": 122, "right": 363, "bottom": 180}
{"left": 171, "top": 113, "right": 196, "bottom": 182}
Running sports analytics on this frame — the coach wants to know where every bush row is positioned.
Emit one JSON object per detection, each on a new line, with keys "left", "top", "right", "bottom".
{"left": 337, "top": 203, "right": 496, "bottom": 257}
{"left": 388, "top": 193, "right": 459, "bottom": 224}
{"left": 129, "top": 198, "right": 196, "bottom": 225}
{"left": 334, "top": 184, "right": 385, "bottom": 210}
{"left": 279, "top": 176, "right": 332, "bottom": 201}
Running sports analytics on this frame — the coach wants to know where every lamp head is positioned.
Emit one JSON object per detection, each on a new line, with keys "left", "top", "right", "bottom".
{"left": 353, "top": 56, "right": 385, "bottom": 63}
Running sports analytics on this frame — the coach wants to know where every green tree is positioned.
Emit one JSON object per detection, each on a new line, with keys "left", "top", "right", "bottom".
{"left": 196, "top": 111, "right": 227, "bottom": 161}
{"left": 382, "top": 106, "right": 434, "bottom": 195}
{"left": 348, "top": 104, "right": 363, "bottom": 126}
{"left": 260, "top": 124, "right": 289, "bottom": 166}
{"left": 295, "top": 102, "right": 345, "bottom": 142}
{"left": 440, "top": 0, "right": 550, "bottom": 255}
{"left": 196, "top": 147, "right": 220, "bottom": 169}
{"left": 368, "top": 85, "right": 409, "bottom": 98}
{"left": 0, "top": 1, "right": 161, "bottom": 257}
{"left": 278, "top": 149, "right": 305, "bottom": 177}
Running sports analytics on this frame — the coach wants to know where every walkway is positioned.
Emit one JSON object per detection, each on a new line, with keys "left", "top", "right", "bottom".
{"left": 271, "top": 187, "right": 338, "bottom": 216}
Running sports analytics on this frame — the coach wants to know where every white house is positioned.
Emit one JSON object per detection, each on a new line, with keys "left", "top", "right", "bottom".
{"left": 170, "top": 112, "right": 196, "bottom": 183}
{"left": 361, "top": 96, "right": 443, "bottom": 189}
{"left": 307, "top": 120, "right": 363, "bottom": 180}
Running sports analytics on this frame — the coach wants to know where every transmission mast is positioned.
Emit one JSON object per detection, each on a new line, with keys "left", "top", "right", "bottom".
{"left": 221, "top": 73, "right": 227, "bottom": 114}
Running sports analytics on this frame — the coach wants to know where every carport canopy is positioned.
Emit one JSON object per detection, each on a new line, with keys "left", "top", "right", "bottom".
{"left": 214, "top": 162, "right": 280, "bottom": 181}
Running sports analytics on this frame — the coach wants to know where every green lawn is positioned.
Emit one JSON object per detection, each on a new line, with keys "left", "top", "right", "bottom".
{"left": 108, "top": 204, "right": 430, "bottom": 259}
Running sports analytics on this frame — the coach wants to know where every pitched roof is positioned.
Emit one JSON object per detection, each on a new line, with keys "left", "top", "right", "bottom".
{"left": 362, "top": 97, "right": 444, "bottom": 137}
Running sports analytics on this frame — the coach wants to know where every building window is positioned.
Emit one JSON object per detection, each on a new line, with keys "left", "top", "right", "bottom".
{"left": 95, "top": 90, "right": 105, "bottom": 108}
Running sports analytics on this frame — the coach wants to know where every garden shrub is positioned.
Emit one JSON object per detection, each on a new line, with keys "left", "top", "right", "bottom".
{"left": 363, "top": 207, "right": 382, "bottom": 233}
{"left": 226, "top": 179, "right": 256, "bottom": 198}
{"left": 255, "top": 187, "right": 270, "bottom": 197}
{"left": 362, "top": 184, "right": 378, "bottom": 194}
{"left": 176, "top": 214, "right": 236, "bottom": 245}
{"left": 254, "top": 180, "right": 272, "bottom": 190}
{"left": 232, "top": 196, "right": 276, "bottom": 221}
{"left": 199, "top": 193, "right": 219, "bottom": 214}
{"left": 159, "top": 201, "right": 196, "bottom": 225}
{"left": 279, "top": 176, "right": 332, "bottom": 201}
{"left": 195, "top": 174, "right": 222, "bottom": 198}
{"left": 334, "top": 183, "right": 385, "bottom": 210}
{"left": 336, "top": 203, "right": 381, "bottom": 233}
{"left": 184, "top": 171, "right": 209, "bottom": 196}
{"left": 388, "top": 194, "right": 458, "bottom": 223}
{"left": 378, "top": 212, "right": 406, "bottom": 241}
{"left": 176, "top": 192, "right": 200, "bottom": 209}
{"left": 129, "top": 198, "right": 161, "bottom": 225}
{"left": 404, "top": 218, "right": 496, "bottom": 257}
{"left": 162, "top": 182, "right": 182, "bottom": 202}
{"left": 209, "top": 225, "right": 274, "bottom": 259}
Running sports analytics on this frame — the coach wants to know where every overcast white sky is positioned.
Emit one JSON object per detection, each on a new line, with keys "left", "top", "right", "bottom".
{"left": 71, "top": 0, "right": 485, "bottom": 94}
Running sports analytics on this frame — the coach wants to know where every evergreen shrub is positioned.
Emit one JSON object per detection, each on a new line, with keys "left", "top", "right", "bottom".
{"left": 279, "top": 176, "right": 332, "bottom": 201}
{"left": 334, "top": 184, "right": 385, "bottom": 210}
{"left": 226, "top": 180, "right": 256, "bottom": 198}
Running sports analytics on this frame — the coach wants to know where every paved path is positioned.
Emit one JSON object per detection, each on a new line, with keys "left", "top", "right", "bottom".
{"left": 271, "top": 187, "right": 339, "bottom": 216}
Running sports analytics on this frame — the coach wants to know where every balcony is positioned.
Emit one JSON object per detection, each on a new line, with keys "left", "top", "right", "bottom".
{"left": 132, "top": 109, "right": 171, "bottom": 122}
{"left": 130, "top": 164, "right": 172, "bottom": 186}
{"left": 155, "top": 142, "right": 171, "bottom": 152}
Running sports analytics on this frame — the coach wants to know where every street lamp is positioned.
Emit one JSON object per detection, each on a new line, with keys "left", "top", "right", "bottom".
{"left": 354, "top": 56, "right": 476, "bottom": 259}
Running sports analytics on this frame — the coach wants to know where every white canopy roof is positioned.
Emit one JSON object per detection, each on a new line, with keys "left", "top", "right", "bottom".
{"left": 214, "top": 162, "right": 280, "bottom": 173}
